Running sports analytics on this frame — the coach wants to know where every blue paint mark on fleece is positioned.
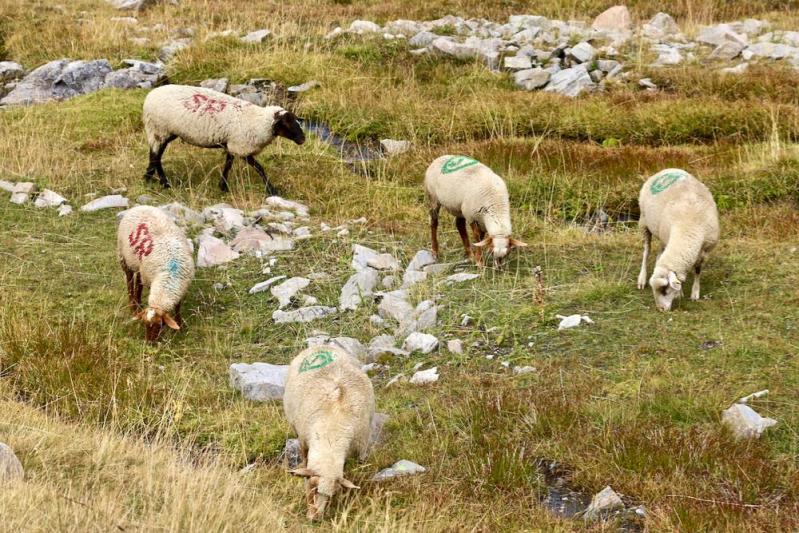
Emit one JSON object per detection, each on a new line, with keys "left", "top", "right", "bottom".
{"left": 167, "top": 258, "right": 181, "bottom": 279}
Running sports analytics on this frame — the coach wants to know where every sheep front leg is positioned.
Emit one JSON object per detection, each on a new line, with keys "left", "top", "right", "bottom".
{"left": 245, "top": 155, "right": 277, "bottom": 196}
{"left": 429, "top": 206, "right": 440, "bottom": 259}
{"left": 219, "top": 152, "right": 234, "bottom": 192}
{"left": 134, "top": 273, "right": 144, "bottom": 310}
{"left": 173, "top": 301, "right": 183, "bottom": 327}
{"left": 470, "top": 221, "right": 484, "bottom": 267}
{"left": 121, "top": 261, "right": 138, "bottom": 312}
{"left": 455, "top": 217, "right": 471, "bottom": 259}
{"left": 146, "top": 135, "right": 176, "bottom": 189}
{"left": 637, "top": 227, "right": 651, "bottom": 289}
{"left": 691, "top": 255, "right": 705, "bottom": 301}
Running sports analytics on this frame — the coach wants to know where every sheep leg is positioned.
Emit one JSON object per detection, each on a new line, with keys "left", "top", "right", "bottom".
{"left": 429, "top": 206, "right": 440, "bottom": 259}
{"left": 637, "top": 228, "right": 652, "bottom": 289}
{"left": 134, "top": 273, "right": 144, "bottom": 309}
{"left": 455, "top": 217, "right": 471, "bottom": 259}
{"left": 245, "top": 156, "right": 277, "bottom": 196}
{"left": 691, "top": 255, "right": 705, "bottom": 301}
{"left": 174, "top": 301, "right": 183, "bottom": 327}
{"left": 470, "top": 221, "right": 484, "bottom": 267}
{"left": 121, "top": 261, "right": 138, "bottom": 312}
{"left": 146, "top": 135, "right": 176, "bottom": 188}
{"left": 299, "top": 440, "right": 308, "bottom": 468}
{"left": 219, "top": 152, "right": 234, "bottom": 192}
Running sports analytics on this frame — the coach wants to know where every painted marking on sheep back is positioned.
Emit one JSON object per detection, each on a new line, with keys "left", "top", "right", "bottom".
{"left": 442, "top": 155, "right": 479, "bottom": 174}
{"left": 166, "top": 257, "right": 180, "bottom": 279}
{"left": 650, "top": 170, "right": 687, "bottom": 195}
{"left": 128, "top": 223, "right": 154, "bottom": 260}
{"left": 183, "top": 93, "right": 242, "bottom": 116}
{"left": 299, "top": 350, "right": 335, "bottom": 373}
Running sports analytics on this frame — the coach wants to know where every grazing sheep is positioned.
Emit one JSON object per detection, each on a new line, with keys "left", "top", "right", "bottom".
{"left": 283, "top": 345, "right": 374, "bottom": 521}
{"left": 424, "top": 155, "right": 527, "bottom": 267}
{"left": 142, "top": 84, "right": 305, "bottom": 194}
{"left": 637, "top": 168, "right": 720, "bottom": 311}
{"left": 117, "top": 205, "right": 195, "bottom": 341}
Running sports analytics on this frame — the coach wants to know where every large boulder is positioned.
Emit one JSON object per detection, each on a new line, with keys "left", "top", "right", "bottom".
{"left": 1, "top": 59, "right": 112, "bottom": 106}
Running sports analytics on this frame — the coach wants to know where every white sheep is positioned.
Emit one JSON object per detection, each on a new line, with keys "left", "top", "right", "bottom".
{"left": 117, "top": 205, "right": 195, "bottom": 341}
{"left": 424, "top": 155, "right": 527, "bottom": 267}
{"left": 283, "top": 344, "right": 374, "bottom": 521}
{"left": 142, "top": 84, "right": 305, "bottom": 194}
{"left": 637, "top": 168, "right": 720, "bottom": 310}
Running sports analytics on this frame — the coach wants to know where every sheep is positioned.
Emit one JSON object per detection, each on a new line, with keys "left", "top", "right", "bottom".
{"left": 637, "top": 168, "right": 720, "bottom": 311}
{"left": 424, "top": 155, "right": 527, "bottom": 267}
{"left": 283, "top": 344, "right": 374, "bottom": 521}
{"left": 142, "top": 84, "right": 305, "bottom": 194}
{"left": 117, "top": 205, "right": 195, "bottom": 341}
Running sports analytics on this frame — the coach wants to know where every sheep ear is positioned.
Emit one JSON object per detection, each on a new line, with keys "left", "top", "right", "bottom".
{"left": 339, "top": 478, "right": 360, "bottom": 490}
{"left": 290, "top": 468, "right": 316, "bottom": 478}
{"left": 472, "top": 237, "right": 491, "bottom": 248}
{"left": 163, "top": 314, "right": 180, "bottom": 330}
{"left": 667, "top": 271, "right": 682, "bottom": 291}
{"left": 651, "top": 276, "right": 669, "bottom": 289}
{"left": 509, "top": 238, "right": 528, "bottom": 248}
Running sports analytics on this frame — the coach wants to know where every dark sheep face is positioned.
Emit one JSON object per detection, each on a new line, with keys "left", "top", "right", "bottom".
{"left": 273, "top": 110, "right": 306, "bottom": 145}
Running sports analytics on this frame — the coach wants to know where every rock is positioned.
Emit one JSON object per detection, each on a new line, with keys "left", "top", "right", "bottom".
{"left": 271, "top": 277, "right": 311, "bottom": 308}
{"left": 368, "top": 412, "right": 390, "bottom": 449}
{"left": 369, "top": 314, "right": 386, "bottom": 327}
{"left": 378, "top": 290, "right": 414, "bottom": 323}
{"left": 105, "top": 0, "right": 145, "bottom": 9}
{"left": 282, "top": 439, "right": 301, "bottom": 469}
{"left": 159, "top": 38, "right": 192, "bottom": 62}
{"left": 591, "top": 6, "right": 632, "bottom": 32}
{"left": 639, "top": 77, "right": 657, "bottom": 90}
{"left": 202, "top": 204, "right": 245, "bottom": 235}
{"left": 710, "top": 41, "right": 745, "bottom": 60}
{"left": 514, "top": 67, "right": 550, "bottom": 90}
{"left": 241, "top": 29, "right": 271, "bottom": 43}
{"left": 265, "top": 196, "right": 309, "bottom": 218}
{"left": 642, "top": 12, "right": 681, "bottom": 41}
{"left": 410, "top": 367, "right": 439, "bottom": 385}
{"left": 403, "top": 332, "right": 439, "bottom": 354}
{"left": 340, "top": 268, "right": 380, "bottom": 311}
{"left": 349, "top": 20, "right": 382, "bottom": 34}
{"left": 287, "top": 80, "right": 320, "bottom": 93}
{"left": 231, "top": 227, "right": 294, "bottom": 255}
{"left": 444, "top": 272, "right": 479, "bottom": 284}
{"left": 402, "top": 269, "right": 427, "bottom": 288}
{"left": 80, "top": 194, "right": 128, "bottom": 212}
{"left": 57, "top": 204, "right": 73, "bottom": 217}
{"left": 583, "top": 486, "right": 625, "bottom": 521}
{"left": 396, "top": 300, "right": 438, "bottom": 337}
{"left": 504, "top": 55, "right": 533, "bottom": 70}
{"left": 337, "top": 228, "right": 350, "bottom": 237}
{"left": 722, "top": 404, "right": 777, "bottom": 440}
{"left": 557, "top": 314, "right": 594, "bottom": 330}
{"left": 9, "top": 192, "right": 29, "bottom": 205}
{"left": 110, "top": 16, "right": 138, "bottom": 24}
{"left": 1, "top": 59, "right": 112, "bottom": 106}
{"left": 380, "top": 139, "right": 411, "bottom": 156}
{"left": 212, "top": 282, "right": 227, "bottom": 291}
{"left": 292, "top": 226, "right": 312, "bottom": 239}
{"left": 569, "top": 42, "right": 596, "bottom": 63}
{"left": 324, "top": 27, "right": 343, "bottom": 40}
{"left": 460, "top": 314, "right": 473, "bottom": 326}
{"left": 273, "top": 306, "right": 337, "bottom": 324}
{"left": 382, "top": 275, "right": 397, "bottom": 289}
{"left": 447, "top": 339, "right": 463, "bottom": 354}
{"left": 429, "top": 37, "right": 479, "bottom": 61}
{"left": 0, "top": 62, "right": 24, "bottom": 83}
{"left": 745, "top": 42, "right": 798, "bottom": 59}
{"left": 200, "top": 78, "right": 229, "bottom": 93}
{"left": 0, "top": 180, "right": 15, "bottom": 193}
{"left": 409, "top": 31, "right": 437, "bottom": 48}
{"left": 34, "top": 189, "right": 67, "bottom": 208}
{"left": 738, "top": 389, "right": 769, "bottom": 404}
{"left": 366, "top": 253, "right": 401, "bottom": 271}
{"left": 406, "top": 249, "right": 436, "bottom": 272}
{"left": 105, "top": 60, "right": 164, "bottom": 89}
{"left": 651, "top": 44, "right": 684, "bottom": 66}
{"left": 543, "top": 65, "right": 595, "bottom": 97}
{"left": 159, "top": 202, "right": 204, "bottom": 226}
{"left": 512, "top": 28, "right": 541, "bottom": 44}
{"left": 352, "top": 244, "right": 381, "bottom": 271}
{"left": 330, "top": 337, "right": 368, "bottom": 362}
{"left": 0, "top": 442, "right": 24, "bottom": 483}
{"left": 196, "top": 234, "right": 240, "bottom": 267}
{"left": 372, "top": 459, "right": 426, "bottom": 481}
{"left": 367, "top": 334, "right": 406, "bottom": 359}
{"left": 229, "top": 362, "right": 288, "bottom": 401}
{"left": 720, "top": 63, "right": 749, "bottom": 74}
{"left": 697, "top": 25, "right": 747, "bottom": 48}
{"left": 248, "top": 275, "right": 287, "bottom": 294}
{"left": 513, "top": 366, "right": 537, "bottom": 374}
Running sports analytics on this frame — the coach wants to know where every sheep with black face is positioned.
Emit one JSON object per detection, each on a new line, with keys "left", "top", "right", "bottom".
{"left": 142, "top": 84, "right": 305, "bottom": 194}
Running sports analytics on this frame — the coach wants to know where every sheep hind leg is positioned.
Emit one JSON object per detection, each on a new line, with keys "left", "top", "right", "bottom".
{"left": 121, "top": 261, "right": 138, "bottom": 312}
{"left": 430, "top": 205, "right": 440, "bottom": 259}
{"left": 219, "top": 152, "right": 235, "bottom": 192}
{"left": 637, "top": 227, "right": 651, "bottom": 289}
{"left": 146, "top": 135, "right": 176, "bottom": 189}
{"left": 691, "top": 255, "right": 705, "bottom": 301}
{"left": 455, "top": 217, "right": 471, "bottom": 260}
{"left": 245, "top": 155, "right": 277, "bottom": 196}
{"left": 470, "top": 221, "right": 484, "bottom": 267}
{"left": 134, "top": 273, "right": 144, "bottom": 310}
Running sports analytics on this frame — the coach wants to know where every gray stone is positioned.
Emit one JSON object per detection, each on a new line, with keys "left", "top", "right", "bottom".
{"left": 196, "top": 233, "right": 240, "bottom": 268}
{"left": 159, "top": 39, "right": 191, "bottom": 62}
{"left": 403, "top": 332, "right": 439, "bottom": 354}
{"left": 639, "top": 77, "right": 657, "bottom": 90}
{"left": 444, "top": 272, "right": 479, "bottom": 284}
{"left": 292, "top": 226, "right": 312, "bottom": 239}
{"left": 340, "top": 268, "right": 379, "bottom": 311}
{"left": 34, "top": 189, "right": 67, "bottom": 208}
{"left": 1, "top": 59, "right": 112, "bottom": 106}
{"left": 409, "top": 31, "right": 437, "bottom": 48}
{"left": 241, "top": 29, "right": 271, "bottom": 43}
{"left": 642, "top": 12, "right": 681, "bottom": 41}
{"left": 0, "top": 180, "right": 14, "bottom": 193}
{"left": 514, "top": 67, "right": 550, "bottom": 90}
{"left": 10, "top": 192, "right": 29, "bottom": 204}
{"left": 380, "top": 139, "right": 411, "bottom": 156}
{"left": 367, "top": 253, "right": 401, "bottom": 271}
{"left": 105, "top": 60, "right": 164, "bottom": 89}
{"left": 352, "top": 244, "right": 381, "bottom": 272}
{"left": 422, "top": 263, "right": 452, "bottom": 275}
{"left": 722, "top": 403, "right": 777, "bottom": 439}
{"left": 11, "top": 182, "right": 36, "bottom": 194}
{"left": 200, "top": 78, "right": 229, "bottom": 93}
{"left": 447, "top": 339, "right": 463, "bottom": 354}
{"left": 504, "top": 55, "right": 533, "bottom": 71}
{"left": 229, "top": 362, "right": 288, "bottom": 401}
{"left": 745, "top": 42, "right": 798, "bottom": 59}
{"left": 597, "top": 59, "right": 620, "bottom": 73}
{"left": 401, "top": 269, "right": 427, "bottom": 288}
{"left": 591, "top": 6, "right": 632, "bottom": 32}
{"left": 324, "top": 27, "right": 343, "bottom": 40}
{"left": 378, "top": 290, "right": 414, "bottom": 323}
{"left": 0, "top": 442, "right": 24, "bottom": 483}
{"left": 720, "top": 63, "right": 749, "bottom": 75}
{"left": 202, "top": 204, "right": 245, "bottom": 235}
{"left": 271, "top": 277, "right": 311, "bottom": 308}
{"left": 429, "top": 37, "right": 479, "bottom": 61}
{"left": 282, "top": 439, "right": 301, "bottom": 469}
{"left": 410, "top": 367, "right": 439, "bottom": 385}
{"left": 372, "top": 459, "right": 426, "bottom": 481}
{"left": 249, "top": 275, "right": 286, "bottom": 294}
{"left": 287, "top": 80, "right": 320, "bottom": 93}
{"left": 651, "top": 44, "right": 683, "bottom": 66}
{"left": 697, "top": 25, "right": 747, "bottom": 48}
{"left": 396, "top": 300, "right": 438, "bottom": 337}
{"left": 110, "top": 16, "right": 138, "bottom": 24}
{"left": 105, "top": 0, "right": 145, "bottom": 9}
{"left": 406, "top": 249, "right": 436, "bottom": 272}
{"left": 349, "top": 20, "right": 381, "bottom": 34}
{"left": 513, "top": 366, "right": 537, "bottom": 374}
{"left": 159, "top": 202, "right": 204, "bottom": 226}
{"left": 265, "top": 196, "right": 309, "bottom": 218}
{"left": 543, "top": 65, "right": 595, "bottom": 97}
{"left": 583, "top": 485, "right": 624, "bottom": 521}
{"left": 369, "top": 314, "right": 386, "bottom": 327}
{"left": 80, "top": 194, "right": 128, "bottom": 212}
{"left": 57, "top": 204, "right": 73, "bottom": 217}
{"left": 569, "top": 42, "right": 596, "bottom": 63}
{"left": 231, "top": 227, "right": 294, "bottom": 256}
{"left": 330, "top": 337, "right": 368, "bottom": 362}
{"left": 0, "top": 62, "right": 24, "bottom": 83}
{"left": 272, "top": 306, "right": 337, "bottom": 324}
{"left": 709, "top": 41, "right": 745, "bottom": 60}
{"left": 381, "top": 275, "right": 397, "bottom": 289}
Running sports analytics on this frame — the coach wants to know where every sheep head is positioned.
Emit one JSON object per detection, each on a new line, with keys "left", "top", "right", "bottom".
{"left": 472, "top": 235, "right": 528, "bottom": 267}
{"left": 273, "top": 110, "right": 306, "bottom": 145}
{"left": 136, "top": 307, "right": 180, "bottom": 342}
{"left": 649, "top": 268, "right": 683, "bottom": 311}
{"left": 291, "top": 468, "right": 359, "bottom": 521}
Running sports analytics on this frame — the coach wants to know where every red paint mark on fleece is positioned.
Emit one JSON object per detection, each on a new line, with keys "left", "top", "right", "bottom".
{"left": 183, "top": 93, "right": 241, "bottom": 115}
{"left": 128, "top": 223, "right": 154, "bottom": 260}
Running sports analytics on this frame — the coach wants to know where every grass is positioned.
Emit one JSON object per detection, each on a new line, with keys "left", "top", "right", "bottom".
{"left": 1, "top": 0, "right": 799, "bottom": 530}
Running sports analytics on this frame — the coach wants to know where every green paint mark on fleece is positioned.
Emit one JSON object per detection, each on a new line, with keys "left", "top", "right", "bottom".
{"left": 299, "top": 350, "right": 335, "bottom": 373}
{"left": 442, "top": 155, "right": 479, "bottom": 174}
{"left": 650, "top": 170, "right": 687, "bottom": 195}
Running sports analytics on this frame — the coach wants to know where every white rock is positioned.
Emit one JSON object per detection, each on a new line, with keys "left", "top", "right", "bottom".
{"left": 306, "top": 335, "right": 330, "bottom": 347}
{"left": 340, "top": 268, "right": 380, "bottom": 311}
{"left": 273, "top": 306, "right": 337, "bottom": 324}
{"left": 460, "top": 314, "right": 473, "bottom": 326}
{"left": 642, "top": 13, "right": 681, "bottom": 41}
{"left": 444, "top": 272, "right": 479, "bottom": 284}
{"left": 231, "top": 227, "right": 294, "bottom": 255}
{"left": 408, "top": 30, "right": 437, "bottom": 48}
{"left": 720, "top": 63, "right": 749, "bottom": 74}
{"left": 105, "top": 0, "right": 145, "bottom": 9}
{"left": 382, "top": 275, "right": 397, "bottom": 289}
{"left": 292, "top": 226, "right": 312, "bottom": 239}
{"left": 378, "top": 290, "right": 414, "bottom": 323}
{"left": 0, "top": 442, "right": 24, "bottom": 483}
{"left": 396, "top": 300, "right": 438, "bottom": 337}
{"left": 403, "top": 332, "right": 439, "bottom": 354}
{"left": 406, "top": 249, "right": 435, "bottom": 272}
{"left": 329, "top": 337, "right": 368, "bottom": 361}
{"left": 265, "top": 196, "right": 309, "bottom": 218}
{"left": 325, "top": 27, "right": 343, "bottom": 40}
{"left": 380, "top": 139, "right": 411, "bottom": 156}
{"left": 10, "top": 192, "right": 30, "bottom": 204}
{"left": 556, "top": 314, "right": 593, "bottom": 330}
{"left": 591, "top": 6, "right": 632, "bottom": 32}
{"left": 202, "top": 204, "right": 245, "bottom": 235}
{"left": 569, "top": 42, "right": 596, "bottom": 63}
{"left": 543, "top": 65, "right": 595, "bottom": 97}
{"left": 447, "top": 339, "right": 463, "bottom": 354}
{"left": 80, "top": 194, "right": 128, "bottom": 212}
{"left": 722, "top": 403, "right": 777, "bottom": 439}
{"left": 57, "top": 204, "right": 73, "bottom": 217}
{"left": 200, "top": 78, "right": 229, "bottom": 93}
{"left": 196, "top": 234, "right": 240, "bottom": 268}
{"left": 349, "top": 20, "right": 381, "bottom": 34}
{"left": 287, "top": 80, "right": 320, "bottom": 93}
{"left": 697, "top": 25, "right": 747, "bottom": 47}
{"left": 738, "top": 389, "right": 769, "bottom": 404}
{"left": 352, "top": 244, "right": 380, "bottom": 271}
{"left": 367, "top": 253, "right": 401, "bottom": 271}
{"left": 410, "top": 367, "right": 439, "bottom": 385}
{"left": 709, "top": 41, "right": 745, "bottom": 60}
{"left": 241, "top": 29, "right": 271, "bottom": 43}
{"left": 513, "top": 366, "right": 537, "bottom": 374}
{"left": 504, "top": 55, "right": 533, "bottom": 70}
{"left": 248, "top": 275, "right": 287, "bottom": 294}
{"left": 271, "top": 277, "right": 311, "bottom": 308}
{"left": 0, "top": 179, "right": 15, "bottom": 193}
{"left": 402, "top": 269, "right": 427, "bottom": 288}
{"left": 369, "top": 314, "right": 386, "bottom": 327}
{"left": 514, "top": 67, "right": 550, "bottom": 90}
{"left": 372, "top": 459, "right": 426, "bottom": 481}
{"left": 583, "top": 485, "right": 625, "bottom": 521}
{"left": 651, "top": 44, "right": 684, "bottom": 66}
{"left": 745, "top": 42, "right": 798, "bottom": 59}
{"left": 11, "top": 182, "right": 36, "bottom": 194}
{"left": 0, "top": 62, "right": 24, "bottom": 83}
{"left": 229, "top": 362, "right": 288, "bottom": 401}
{"left": 159, "top": 202, "right": 205, "bottom": 226}
{"left": 337, "top": 228, "right": 350, "bottom": 237}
